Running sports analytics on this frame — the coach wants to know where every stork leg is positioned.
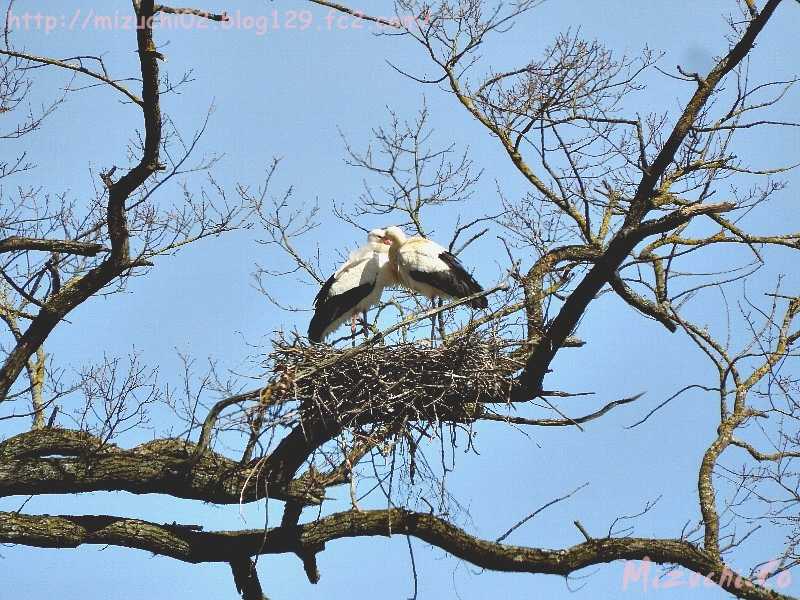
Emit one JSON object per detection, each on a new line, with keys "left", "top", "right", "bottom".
{"left": 350, "top": 314, "right": 358, "bottom": 347}
{"left": 361, "top": 310, "right": 369, "bottom": 338}
{"left": 429, "top": 297, "right": 437, "bottom": 347}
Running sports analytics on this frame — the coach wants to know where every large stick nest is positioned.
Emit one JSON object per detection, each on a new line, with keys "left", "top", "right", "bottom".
{"left": 272, "top": 335, "right": 518, "bottom": 426}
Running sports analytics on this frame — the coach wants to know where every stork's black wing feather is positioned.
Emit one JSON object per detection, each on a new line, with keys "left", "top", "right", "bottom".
{"left": 314, "top": 274, "right": 336, "bottom": 307}
{"left": 409, "top": 251, "right": 487, "bottom": 309}
{"left": 308, "top": 281, "right": 375, "bottom": 342}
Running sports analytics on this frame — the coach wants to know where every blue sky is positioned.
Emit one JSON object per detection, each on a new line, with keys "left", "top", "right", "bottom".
{"left": 2, "top": 1, "right": 799, "bottom": 599}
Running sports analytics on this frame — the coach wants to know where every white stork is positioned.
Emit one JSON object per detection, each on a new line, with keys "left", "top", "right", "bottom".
{"left": 308, "top": 228, "right": 395, "bottom": 343}
{"left": 381, "top": 226, "right": 488, "bottom": 309}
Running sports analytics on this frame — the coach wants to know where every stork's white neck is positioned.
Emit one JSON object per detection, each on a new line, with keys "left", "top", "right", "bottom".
{"left": 383, "top": 227, "right": 407, "bottom": 282}
{"left": 384, "top": 226, "right": 408, "bottom": 245}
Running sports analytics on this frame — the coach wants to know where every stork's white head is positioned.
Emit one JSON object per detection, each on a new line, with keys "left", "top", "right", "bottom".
{"left": 367, "top": 228, "right": 387, "bottom": 245}
{"left": 382, "top": 226, "right": 407, "bottom": 246}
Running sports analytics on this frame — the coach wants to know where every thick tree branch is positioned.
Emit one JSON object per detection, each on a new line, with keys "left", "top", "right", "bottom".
{"left": 230, "top": 556, "right": 267, "bottom": 600}
{"left": 0, "top": 236, "right": 105, "bottom": 256}
{"left": 0, "top": 509, "right": 793, "bottom": 600}
{"left": 731, "top": 438, "right": 800, "bottom": 462}
{"left": 609, "top": 274, "right": 677, "bottom": 332}
{"left": 154, "top": 4, "right": 229, "bottom": 21}
{"left": 0, "top": 429, "right": 323, "bottom": 505}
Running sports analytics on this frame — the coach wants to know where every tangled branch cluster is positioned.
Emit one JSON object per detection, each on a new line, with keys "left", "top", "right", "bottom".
{"left": 273, "top": 335, "right": 518, "bottom": 427}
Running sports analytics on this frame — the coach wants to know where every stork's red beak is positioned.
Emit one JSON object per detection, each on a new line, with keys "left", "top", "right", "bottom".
{"left": 382, "top": 237, "right": 393, "bottom": 245}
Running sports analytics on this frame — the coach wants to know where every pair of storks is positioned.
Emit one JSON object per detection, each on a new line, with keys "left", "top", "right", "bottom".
{"left": 309, "top": 226, "right": 487, "bottom": 342}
